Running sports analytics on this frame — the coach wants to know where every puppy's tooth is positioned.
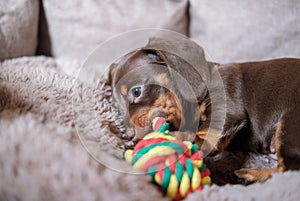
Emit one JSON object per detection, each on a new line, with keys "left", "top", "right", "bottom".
{"left": 125, "top": 141, "right": 135, "bottom": 148}
{"left": 130, "top": 135, "right": 139, "bottom": 142}
{"left": 121, "top": 134, "right": 128, "bottom": 139}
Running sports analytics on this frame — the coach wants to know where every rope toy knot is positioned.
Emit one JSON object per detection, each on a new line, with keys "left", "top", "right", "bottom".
{"left": 124, "top": 117, "right": 216, "bottom": 200}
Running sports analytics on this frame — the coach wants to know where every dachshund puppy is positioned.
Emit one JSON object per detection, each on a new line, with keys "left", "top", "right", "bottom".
{"left": 108, "top": 37, "right": 300, "bottom": 183}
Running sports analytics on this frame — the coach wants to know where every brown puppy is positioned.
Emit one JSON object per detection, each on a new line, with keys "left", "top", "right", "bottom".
{"left": 109, "top": 37, "right": 300, "bottom": 183}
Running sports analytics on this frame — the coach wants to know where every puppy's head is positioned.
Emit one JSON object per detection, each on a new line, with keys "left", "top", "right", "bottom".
{"left": 109, "top": 37, "right": 211, "bottom": 143}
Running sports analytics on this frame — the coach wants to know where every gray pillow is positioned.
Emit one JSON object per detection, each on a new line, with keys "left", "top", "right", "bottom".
{"left": 0, "top": 0, "right": 39, "bottom": 61}
{"left": 190, "top": 0, "right": 300, "bottom": 63}
{"left": 40, "top": 0, "right": 189, "bottom": 64}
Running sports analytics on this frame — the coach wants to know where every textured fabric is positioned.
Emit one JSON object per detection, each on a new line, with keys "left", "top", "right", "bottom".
{"left": 39, "top": 0, "right": 189, "bottom": 64}
{"left": 0, "top": 56, "right": 166, "bottom": 201}
{"left": 189, "top": 0, "right": 300, "bottom": 62}
{"left": 0, "top": 56, "right": 300, "bottom": 200}
{"left": 187, "top": 171, "right": 300, "bottom": 201}
{"left": 0, "top": 0, "right": 39, "bottom": 61}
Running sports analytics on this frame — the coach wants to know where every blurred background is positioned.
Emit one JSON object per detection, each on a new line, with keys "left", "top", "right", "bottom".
{"left": 1, "top": 0, "right": 299, "bottom": 63}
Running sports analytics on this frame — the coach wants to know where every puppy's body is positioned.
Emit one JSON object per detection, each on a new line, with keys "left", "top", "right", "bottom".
{"left": 217, "top": 59, "right": 300, "bottom": 181}
{"left": 216, "top": 59, "right": 299, "bottom": 148}
{"left": 110, "top": 37, "right": 300, "bottom": 183}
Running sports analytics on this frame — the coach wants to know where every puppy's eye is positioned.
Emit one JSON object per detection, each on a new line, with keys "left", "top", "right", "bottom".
{"left": 148, "top": 53, "right": 160, "bottom": 60}
{"left": 146, "top": 50, "right": 162, "bottom": 61}
{"left": 131, "top": 86, "right": 142, "bottom": 98}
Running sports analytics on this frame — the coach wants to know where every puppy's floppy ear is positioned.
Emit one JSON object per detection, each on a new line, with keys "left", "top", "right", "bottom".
{"left": 160, "top": 50, "right": 208, "bottom": 102}
{"left": 144, "top": 37, "right": 210, "bottom": 102}
{"left": 105, "top": 63, "right": 117, "bottom": 87}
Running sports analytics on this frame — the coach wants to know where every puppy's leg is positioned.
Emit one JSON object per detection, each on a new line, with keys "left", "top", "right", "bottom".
{"left": 172, "top": 129, "right": 220, "bottom": 155}
{"left": 205, "top": 151, "right": 248, "bottom": 184}
{"left": 235, "top": 121, "right": 285, "bottom": 182}
{"left": 279, "top": 107, "right": 300, "bottom": 170}
{"left": 172, "top": 131, "right": 196, "bottom": 142}
{"left": 194, "top": 129, "right": 220, "bottom": 154}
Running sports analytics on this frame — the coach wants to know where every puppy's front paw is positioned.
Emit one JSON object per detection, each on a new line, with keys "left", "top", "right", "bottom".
{"left": 235, "top": 168, "right": 272, "bottom": 183}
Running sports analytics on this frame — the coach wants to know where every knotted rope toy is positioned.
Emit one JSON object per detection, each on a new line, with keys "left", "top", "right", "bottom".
{"left": 124, "top": 117, "right": 220, "bottom": 200}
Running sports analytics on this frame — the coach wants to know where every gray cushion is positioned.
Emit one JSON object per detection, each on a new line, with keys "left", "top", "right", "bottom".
{"left": 0, "top": 0, "right": 39, "bottom": 61}
{"left": 40, "top": 0, "right": 189, "bottom": 64}
{"left": 190, "top": 0, "right": 300, "bottom": 62}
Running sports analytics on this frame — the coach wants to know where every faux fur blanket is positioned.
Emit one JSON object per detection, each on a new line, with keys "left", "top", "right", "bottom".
{"left": 0, "top": 56, "right": 299, "bottom": 201}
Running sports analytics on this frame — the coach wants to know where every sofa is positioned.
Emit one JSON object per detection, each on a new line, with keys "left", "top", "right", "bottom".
{"left": 1, "top": 0, "right": 300, "bottom": 200}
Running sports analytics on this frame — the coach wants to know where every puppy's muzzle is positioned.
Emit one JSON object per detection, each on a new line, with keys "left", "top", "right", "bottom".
{"left": 124, "top": 108, "right": 167, "bottom": 147}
